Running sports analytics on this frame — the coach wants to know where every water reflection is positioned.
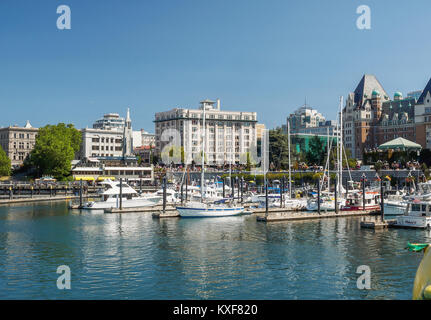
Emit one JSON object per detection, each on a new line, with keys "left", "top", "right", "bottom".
{"left": 0, "top": 202, "right": 428, "bottom": 299}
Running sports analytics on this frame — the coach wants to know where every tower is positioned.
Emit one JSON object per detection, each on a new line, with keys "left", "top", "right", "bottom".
{"left": 123, "top": 108, "right": 133, "bottom": 158}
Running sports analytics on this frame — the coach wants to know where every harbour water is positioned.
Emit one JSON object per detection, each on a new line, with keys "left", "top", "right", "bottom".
{"left": 0, "top": 201, "right": 428, "bottom": 300}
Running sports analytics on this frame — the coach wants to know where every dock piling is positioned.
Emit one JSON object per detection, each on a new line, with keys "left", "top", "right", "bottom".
{"left": 317, "top": 179, "right": 321, "bottom": 215}
{"left": 119, "top": 178, "right": 123, "bottom": 210}
{"left": 362, "top": 174, "right": 366, "bottom": 212}
{"left": 162, "top": 176, "right": 167, "bottom": 214}
{"left": 380, "top": 179, "right": 384, "bottom": 221}
{"left": 79, "top": 180, "right": 83, "bottom": 208}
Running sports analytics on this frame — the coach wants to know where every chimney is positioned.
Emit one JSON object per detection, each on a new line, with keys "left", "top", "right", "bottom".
{"left": 216, "top": 98, "right": 221, "bottom": 111}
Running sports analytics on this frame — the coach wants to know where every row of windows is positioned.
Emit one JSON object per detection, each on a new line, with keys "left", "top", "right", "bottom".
{"left": 91, "top": 138, "right": 122, "bottom": 143}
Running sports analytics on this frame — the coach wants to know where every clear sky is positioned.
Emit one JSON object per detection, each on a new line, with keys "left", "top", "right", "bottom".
{"left": 1, "top": 0, "right": 430, "bottom": 132}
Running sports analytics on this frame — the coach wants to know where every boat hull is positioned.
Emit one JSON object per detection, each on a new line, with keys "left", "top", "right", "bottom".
{"left": 342, "top": 205, "right": 381, "bottom": 211}
{"left": 396, "top": 216, "right": 431, "bottom": 229}
{"left": 176, "top": 206, "right": 244, "bottom": 218}
{"left": 82, "top": 198, "right": 157, "bottom": 210}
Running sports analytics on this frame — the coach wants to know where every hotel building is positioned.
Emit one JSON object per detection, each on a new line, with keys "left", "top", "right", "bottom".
{"left": 154, "top": 99, "right": 258, "bottom": 165}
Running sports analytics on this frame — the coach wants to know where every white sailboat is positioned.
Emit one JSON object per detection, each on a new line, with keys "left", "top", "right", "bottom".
{"left": 176, "top": 100, "right": 244, "bottom": 218}
{"left": 307, "top": 96, "right": 346, "bottom": 211}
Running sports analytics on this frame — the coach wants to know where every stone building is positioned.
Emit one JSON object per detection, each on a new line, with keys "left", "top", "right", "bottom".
{"left": 413, "top": 78, "right": 431, "bottom": 149}
{"left": 0, "top": 121, "right": 38, "bottom": 168}
{"left": 376, "top": 92, "right": 416, "bottom": 145}
{"left": 343, "top": 75, "right": 390, "bottom": 159}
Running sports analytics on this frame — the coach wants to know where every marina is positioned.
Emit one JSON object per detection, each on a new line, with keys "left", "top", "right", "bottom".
{"left": 2, "top": 1, "right": 431, "bottom": 302}
{"left": 0, "top": 200, "right": 427, "bottom": 300}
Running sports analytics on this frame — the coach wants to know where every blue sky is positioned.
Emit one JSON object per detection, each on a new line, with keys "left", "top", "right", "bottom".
{"left": 1, "top": 0, "right": 430, "bottom": 131}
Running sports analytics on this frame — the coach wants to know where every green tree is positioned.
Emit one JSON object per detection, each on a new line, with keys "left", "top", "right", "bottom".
{"left": 306, "top": 135, "right": 325, "bottom": 165}
{"left": 0, "top": 145, "right": 11, "bottom": 176}
{"left": 269, "top": 128, "right": 290, "bottom": 170}
{"left": 28, "top": 123, "right": 81, "bottom": 180}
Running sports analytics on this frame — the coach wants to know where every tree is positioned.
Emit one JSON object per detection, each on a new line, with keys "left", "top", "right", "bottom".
{"left": 306, "top": 135, "right": 325, "bottom": 165}
{"left": 269, "top": 128, "right": 290, "bottom": 170}
{"left": 0, "top": 145, "right": 11, "bottom": 176}
{"left": 28, "top": 123, "right": 81, "bottom": 180}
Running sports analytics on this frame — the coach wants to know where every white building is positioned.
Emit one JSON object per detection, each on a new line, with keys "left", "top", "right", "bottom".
{"left": 93, "top": 113, "right": 125, "bottom": 130}
{"left": 154, "top": 99, "right": 258, "bottom": 165}
{"left": 141, "top": 129, "right": 155, "bottom": 147}
{"left": 287, "top": 104, "right": 326, "bottom": 132}
{"left": 81, "top": 109, "right": 134, "bottom": 159}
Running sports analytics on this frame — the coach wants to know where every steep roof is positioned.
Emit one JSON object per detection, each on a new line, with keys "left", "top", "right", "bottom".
{"left": 417, "top": 78, "right": 431, "bottom": 105}
{"left": 353, "top": 74, "right": 389, "bottom": 106}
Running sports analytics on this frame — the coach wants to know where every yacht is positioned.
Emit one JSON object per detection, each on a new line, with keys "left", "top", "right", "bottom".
{"left": 256, "top": 194, "right": 307, "bottom": 210}
{"left": 384, "top": 190, "right": 409, "bottom": 216}
{"left": 81, "top": 180, "right": 159, "bottom": 210}
{"left": 141, "top": 188, "right": 179, "bottom": 204}
{"left": 395, "top": 198, "right": 431, "bottom": 229}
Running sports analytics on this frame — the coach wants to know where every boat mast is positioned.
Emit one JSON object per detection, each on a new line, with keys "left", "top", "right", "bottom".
{"left": 288, "top": 120, "right": 292, "bottom": 199}
{"left": 327, "top": 126, "right": 330, "bottom": 191}
{"left": 338, "top": 96, "right": 344, "bottom": 194}
{"left": 201, "top": 104, "right": 206, "bottom": 203}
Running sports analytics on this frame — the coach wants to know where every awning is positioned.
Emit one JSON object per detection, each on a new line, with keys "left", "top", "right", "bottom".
{"left": 97, "top": 176, "right": 116, "bottom": 181}
{"left": 74, "top": 176, "right": 95, "bottom": 181}
{"left": 378, "top": 137, "right": 422, "bottom": 151}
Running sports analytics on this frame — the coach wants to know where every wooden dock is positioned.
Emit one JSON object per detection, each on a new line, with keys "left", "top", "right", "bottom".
{"left": 0, "top": 195, "right": 96, "bottom": 205}
{"left": 256, "top": 209, "right": 379, "bottom": 222}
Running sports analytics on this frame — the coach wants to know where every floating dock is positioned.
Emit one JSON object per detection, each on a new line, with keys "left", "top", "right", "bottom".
{"left": 360, "top": 217, "right": 396, "bottom": 229}
{"left": 256, "top": 209, "right": 379, "bottom": 222}
{"left": 152, "top": 210, "right": 181, "bottom": 218}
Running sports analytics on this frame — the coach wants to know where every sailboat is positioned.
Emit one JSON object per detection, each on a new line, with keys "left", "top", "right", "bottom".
{"left": 176, "top": 100, "right": 245, "bottom": 218}
{"left": 306, "top": 96, "right": 346, "bottom": 211}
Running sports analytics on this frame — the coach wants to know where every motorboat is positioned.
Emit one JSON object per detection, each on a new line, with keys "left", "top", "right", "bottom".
{"left": 343, "top": 190, "right": 381, "bottom": 211}
{"left": 395, "top": 198, "right": 431, "bottom": 229}
{"left": 384, "top": 190, "right": 409, "bottom": 216}
{"left": 81, "top": 180, "right": 159, "bottom": 210}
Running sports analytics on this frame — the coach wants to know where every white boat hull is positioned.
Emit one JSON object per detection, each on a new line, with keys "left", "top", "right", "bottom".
{"left": 82, "top": 197, "right": 157, "bottom": 210}
{"left": 396, "top": 216, "right": 431, "bottom": 229}
{"left": 176, "top": 206, "right": 244, "bottom": 217}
